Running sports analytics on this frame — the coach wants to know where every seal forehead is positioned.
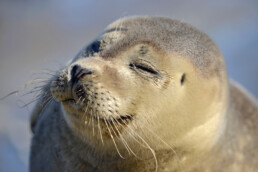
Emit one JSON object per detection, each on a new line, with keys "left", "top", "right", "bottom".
{"left": 106, "top": 16, "right": 226, "bottom": 79}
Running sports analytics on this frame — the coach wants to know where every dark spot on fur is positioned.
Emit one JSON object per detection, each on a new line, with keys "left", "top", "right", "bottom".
{"left": 181, "top": 73, "right": 185, "bottom": 85}
{"left": 139, "top": 45, "right": 148, "bottom": 56}
{"left": 117, "top": 115, "right": 133, "bottom": 124}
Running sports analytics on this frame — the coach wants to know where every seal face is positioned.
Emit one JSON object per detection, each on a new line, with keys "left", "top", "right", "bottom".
{"left": 30, "top": 17, "right": 258, "bottom": 172}
{"left": 50, "top": 30, "right": 173, "bottom": 144}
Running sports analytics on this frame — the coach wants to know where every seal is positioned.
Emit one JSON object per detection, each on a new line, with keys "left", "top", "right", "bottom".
{"left": 29, "top": 17, "right": 258, "bottom": 172}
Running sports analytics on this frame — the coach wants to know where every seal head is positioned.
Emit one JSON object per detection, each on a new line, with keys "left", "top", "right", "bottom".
{"left": 31, "top": 17, "right": 250, "bottom": 172}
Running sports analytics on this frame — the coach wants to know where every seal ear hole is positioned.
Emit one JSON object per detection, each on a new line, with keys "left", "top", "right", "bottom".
{"left": 180, "top": 73, "right": 185, "bottom": 85}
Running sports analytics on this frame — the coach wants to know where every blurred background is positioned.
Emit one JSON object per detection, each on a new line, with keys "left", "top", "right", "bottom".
{"left": 0, "top": 0, "right": 257, "bottom": 171}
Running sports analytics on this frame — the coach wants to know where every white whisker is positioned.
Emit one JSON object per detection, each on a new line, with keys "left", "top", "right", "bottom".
{"left": 104, "top": 118, "right": 125, "bottom": 159}
{"left": 110, "top": 118, "right": 142, "bottom": 159}
{"left": 97, "top": 115, "right": 104, "bottom": 145}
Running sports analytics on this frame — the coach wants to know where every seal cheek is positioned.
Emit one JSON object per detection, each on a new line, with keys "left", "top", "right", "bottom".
{"left": 102, "top": 65, "right": 120, "bottom": 82}
{"left": 101, "top": 65, "right": 129, "bottom": 93}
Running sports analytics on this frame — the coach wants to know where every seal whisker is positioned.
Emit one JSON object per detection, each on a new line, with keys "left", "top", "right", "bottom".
{"left": 83, "top": 107, "right": 89, "bottom": 126}
{"left": 20, "top": 88, "right": 45, "bottom": 98}
{"left": 31, "top": 69, "right": 58, "bottom": 74}
{"left": 25, "top": 82, "right": 48, "bottom": 90}
{"left": 25, "top": 79, "right": 52, "bottom": 87}
{"left": 0, "top": 90, "right": 19, "bottom": 101}
{"left": 40, "top": 97, "right": 53, "bottom": 112}
{"left": 97, "top": 115, "right": 104, "bottom": 145}
{"left": 17, "top": 97, "right": 43, "bottom": 108}
{"left": 31, "top": 71, "right": 57, "bottom": 77}
{"left": 84, "top": 103, "right": 89, "bottom": 114}
{"left": 115, "top": 114, "right": 157, "bottom": 170}
{"left": 25, "top": 78, "right": 53, "bottom": 87}
{"left": 107, "top": 118, "right": 131, "bottom": 156}
{"left": 92, "top": 117, "right": 95, "bottom": 136}
{"left": 142, "top": 124, "right": 180, "bottom": 168}
{"left": 29, "top": 88, "right": 46, "bottom": 95}
{"left": 111, "top": 120, "right": 131, "bottom": 155}
{"left": 104, "top": 118, "right": 125, "bottom": 159}
{"left": 76, "top": 96, "right": 82, "bottom": 105}
{"left": 110, "top": 117, "right": 142, "bottom": 159}
{"left": 27, "top": 78, "right": 52, "bottom": 82}
{"left": 124, "top": 122, "right": 158, "bottom": 172}
{"left": 82, "top": 107, "right": 89, "bottom": 126}
{"left": 116, "top": 116, "right": 148, "bottom": 149}
{"left": 89, "top": 109, "right": 95, "bottom": 136}
{"left": 39, "top": 91, "right": 52, "bottom": 100}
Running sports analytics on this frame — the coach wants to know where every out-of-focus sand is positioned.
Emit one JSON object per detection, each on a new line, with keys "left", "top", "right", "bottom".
{"left": 0, "top": 0, "right": 257, "bottom": 171}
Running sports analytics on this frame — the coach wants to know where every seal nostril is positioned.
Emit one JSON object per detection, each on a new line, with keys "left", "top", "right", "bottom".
{"left": 71, "top": 65, "right": 79, "bottom": 82}
{"left": 71, "top": 65, "right": 93, "bottom": 84}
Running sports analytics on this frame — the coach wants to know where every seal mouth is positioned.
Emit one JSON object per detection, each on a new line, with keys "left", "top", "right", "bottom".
{"left": 63, "top": 98, "right": 82, "bottom": 110}
{"left": 62, "top": 98, "right": 133, "bottom": 125}
{"left": 64, "top": 99, "right": 76, "bottom": 103}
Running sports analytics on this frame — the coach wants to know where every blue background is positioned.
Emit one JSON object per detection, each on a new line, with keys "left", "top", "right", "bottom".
{"left": 0, "top": 1, "right": 257, "bottom": 171}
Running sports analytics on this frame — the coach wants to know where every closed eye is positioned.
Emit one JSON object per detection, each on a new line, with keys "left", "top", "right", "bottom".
{"left": 129, "top": 63, "right": 158, "bottom": 75}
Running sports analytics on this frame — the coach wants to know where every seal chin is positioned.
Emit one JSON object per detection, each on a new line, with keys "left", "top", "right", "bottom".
{"left": 60, "top": 89, "right": 134, "bottom": 127}
{"left": 62, "top": 99, "right": 83, "bottom": 111}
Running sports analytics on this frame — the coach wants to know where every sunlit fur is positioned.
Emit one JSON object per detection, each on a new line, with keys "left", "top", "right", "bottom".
{"left": 29, "top": 17, "right": 258, "bottom": 172}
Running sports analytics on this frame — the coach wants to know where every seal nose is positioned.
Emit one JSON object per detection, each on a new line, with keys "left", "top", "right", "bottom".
{"left": 71, "top": 65, "right": 93, "bottom": 84}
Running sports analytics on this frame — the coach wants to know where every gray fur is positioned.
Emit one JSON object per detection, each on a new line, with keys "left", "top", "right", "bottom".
{"left": 101, "top": 17, "right": 225, "bottom": 78}
{"left": 29, "top": 17, "right": 258, "bottom": 172}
